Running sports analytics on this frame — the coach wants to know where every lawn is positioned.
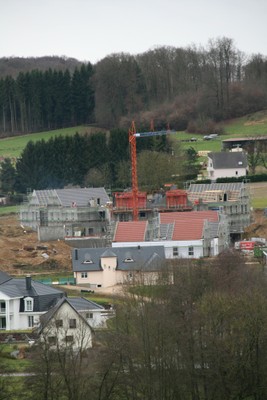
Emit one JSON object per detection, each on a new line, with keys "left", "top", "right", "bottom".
{"left": 175, "top": 110, "right": 267, "bottom": 153}
{"left": 0, "top": 206, "right": 18, "bottom": 215}
{"left": 0, "top": 343, "right": 32, "bottom": 373}
{"left": 249, "top": 182, "right": 267, "bottom": 209}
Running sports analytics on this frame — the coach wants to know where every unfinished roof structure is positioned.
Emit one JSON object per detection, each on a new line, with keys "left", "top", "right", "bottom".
{"left": 187, "top": 182, "right": 251, "bottom": 238}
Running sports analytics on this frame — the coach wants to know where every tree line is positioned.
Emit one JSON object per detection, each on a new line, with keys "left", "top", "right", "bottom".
{"left": 0, "top": 64, "right": 94, "bottom": 135}
{"left": 1, "top": 37, "right": 267, "bottom": 134}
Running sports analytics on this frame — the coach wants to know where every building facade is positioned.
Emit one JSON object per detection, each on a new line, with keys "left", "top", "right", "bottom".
{"left": 19, "top": 187, "right": 111, "bottom": 241}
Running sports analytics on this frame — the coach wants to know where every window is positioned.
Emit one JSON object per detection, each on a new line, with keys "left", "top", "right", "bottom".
{"left": 0, "top": 317, "right": 6, "bottom": 329}
{"left": 188, "top": 246, "right": 194, "bottom": 256}
{"left": 173, "top": 247, "right": 179, "bottom": 257}
{"left": 56, "top": 319, "right": 63, "bottom": 328}
{"left": 69, "top": 319, "right": 76, "bottom": 329}
{"left": 0, "top": 302, "right": 5, "bottom": 313}
{"left": 66, "top": 335, "right": 74, "bottom": 343}
{"left": 86, "top": 313, "right": 93, "bottom": 319}
{"left": 124, "top": 257, "right": 134, "bottom": 263}
{"left": 28, "top": 316, "right": 34, "bottom": 328}
{"left": 48, "top": 336, "right": 56, "bottom": 345}
{"left": 24, "top": 297, "right": 33, "bottom": 312}
{"left": 82, "top": 260, "right": 93, "bottom": 264}
{"left": 81, "top": 272, "right": 88, "bottom": 278}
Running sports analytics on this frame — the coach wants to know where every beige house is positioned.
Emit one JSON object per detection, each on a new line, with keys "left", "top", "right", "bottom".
{"left": 39, "top": 298, "right": 93, "bottom": 350}
{"left": 72, "top": 246, "right": 166, "bottom": 288}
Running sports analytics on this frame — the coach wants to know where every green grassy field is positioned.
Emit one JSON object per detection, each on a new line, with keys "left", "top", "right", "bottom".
{"left": 0, "top": 126, "right": 90, "bottom": 158}
{"left": 1, "top": 111, "right": 267, "bottom": 159}
{"left": 177, "top": 109, "right": 267, "bottom": 152}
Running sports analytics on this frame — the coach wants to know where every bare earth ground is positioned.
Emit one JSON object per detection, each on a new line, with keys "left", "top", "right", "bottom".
{"left": 0, "top": 185, "right": 267, "bottom": 277}
{"left": 0, "top": 215, "right": 72, "bottom": 275}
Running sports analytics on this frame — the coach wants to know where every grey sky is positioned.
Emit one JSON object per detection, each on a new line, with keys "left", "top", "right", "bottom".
{"left": 1, "top": 0, "right": 267, "bottom": 64}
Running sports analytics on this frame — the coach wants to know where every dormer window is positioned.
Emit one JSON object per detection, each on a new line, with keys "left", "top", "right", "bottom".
{"left": 24, "top": 297, "right": 33, "bottom": 312}
{"left": 124, "top": 257, "right": 134, "bottom": 263}
{"left": 82, "top": 259, "right": 93, "bottom": 264}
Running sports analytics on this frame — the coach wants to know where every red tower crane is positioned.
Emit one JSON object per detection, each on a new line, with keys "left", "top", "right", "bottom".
{"left": 128, "top": 121, "right": 175, "bottom": 221}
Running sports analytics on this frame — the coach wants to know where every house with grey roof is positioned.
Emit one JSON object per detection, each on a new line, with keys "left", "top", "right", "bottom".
{"left": 207, "top": 151, "right": 248, "bottom": 181}
{"left": 72, "top": 246, "right": 166, "bottom": 288}
{"left": 38, "top": 297, "right": 93, "bottom": 350}
{"left": 0, "top": 273, "right": 64, "bottom": 331}
{"left": 19, "top": 187, "right": 111, "bottom": 242}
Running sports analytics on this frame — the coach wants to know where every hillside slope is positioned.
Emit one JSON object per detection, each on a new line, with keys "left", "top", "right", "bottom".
{"left": 0, "top": 56, "right": 82, "bottom": 78}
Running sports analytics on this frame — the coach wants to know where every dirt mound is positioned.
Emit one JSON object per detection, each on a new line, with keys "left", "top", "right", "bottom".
{"left": 0, "top": 214, "right": 72, "bottom": 275}
{"left": 244, "top": 209, "right": 267, "bottom": 239}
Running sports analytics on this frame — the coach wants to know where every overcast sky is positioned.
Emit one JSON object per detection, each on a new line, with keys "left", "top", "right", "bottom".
{"left": 1, "top": 0, "right": 267, "bottom": 64}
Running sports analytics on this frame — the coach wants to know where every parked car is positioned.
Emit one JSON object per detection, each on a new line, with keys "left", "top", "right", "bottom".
{"left": 203, "top": 134, "right": 218, "bottom": 140}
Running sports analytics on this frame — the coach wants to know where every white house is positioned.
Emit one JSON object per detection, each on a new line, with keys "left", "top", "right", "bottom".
{"left": 206, "top": 151, "right": 248, "bottom": 181}
{"left": 0, "top": 272, "right": 64, "bottom": 331}
{"left": 38, "top": 298, "right": 93, "bottom": 350}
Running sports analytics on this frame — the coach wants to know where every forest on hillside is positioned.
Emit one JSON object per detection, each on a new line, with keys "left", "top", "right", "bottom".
{"left": 1, "top": 37, "right": 267, "bottom": 135}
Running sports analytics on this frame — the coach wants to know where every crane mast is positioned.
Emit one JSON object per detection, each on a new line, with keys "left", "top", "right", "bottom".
{"left": 128, "top": 121, "right": 139, "bottom": 221}
{"left": 128, "top": 121, "right": 175, "bottom": 221}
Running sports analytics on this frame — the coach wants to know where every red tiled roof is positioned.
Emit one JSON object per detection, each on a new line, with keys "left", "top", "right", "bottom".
{"left": 113, "top": 221, "right": 147, "bottom": 242}
{"left": 160, "top": 210, "right": 219, "bottom": 224}
{"left": 172, "top": 219, "right": 205, "bottom": 240}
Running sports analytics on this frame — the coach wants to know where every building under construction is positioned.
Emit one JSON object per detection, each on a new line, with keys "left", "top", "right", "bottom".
{"left": 186, "top": 181, "right": 251, "bottom": 241}
{"left": 112, "top": 189, "right": 192, "bottom": 222}
{"left": 19, "top": 188, "right": 111, "bottom": 242}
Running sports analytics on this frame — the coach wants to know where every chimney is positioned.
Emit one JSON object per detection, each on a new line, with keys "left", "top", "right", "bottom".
{"left": 26, "top": 275, "right": 32, "bottom": 290}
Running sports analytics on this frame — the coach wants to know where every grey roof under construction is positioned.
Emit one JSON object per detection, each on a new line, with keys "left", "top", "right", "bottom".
{"left": 208, "top": 152, "right": 248, "bottom": 169}
{"left": 188, "top": 182, "right": 245, "bottom": 193}
{"left": 31, "top": 187, "right": 110, "bottom": 207}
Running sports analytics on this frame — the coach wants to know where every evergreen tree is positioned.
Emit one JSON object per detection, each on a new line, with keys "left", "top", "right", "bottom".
{"left": 0, "top": 158, "right": 16, "bottom": 193}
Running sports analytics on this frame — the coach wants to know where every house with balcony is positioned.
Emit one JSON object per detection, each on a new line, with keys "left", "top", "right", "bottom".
{"left": 0, "top": 272, "right": 110, "bottom": 332}
{"left": 0, "top": 272, "right": 64, "bottom": 331}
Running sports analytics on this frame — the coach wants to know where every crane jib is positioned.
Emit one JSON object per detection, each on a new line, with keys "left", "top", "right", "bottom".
{"left": 134, "top": 130, "right": 176, "bottom": 137}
